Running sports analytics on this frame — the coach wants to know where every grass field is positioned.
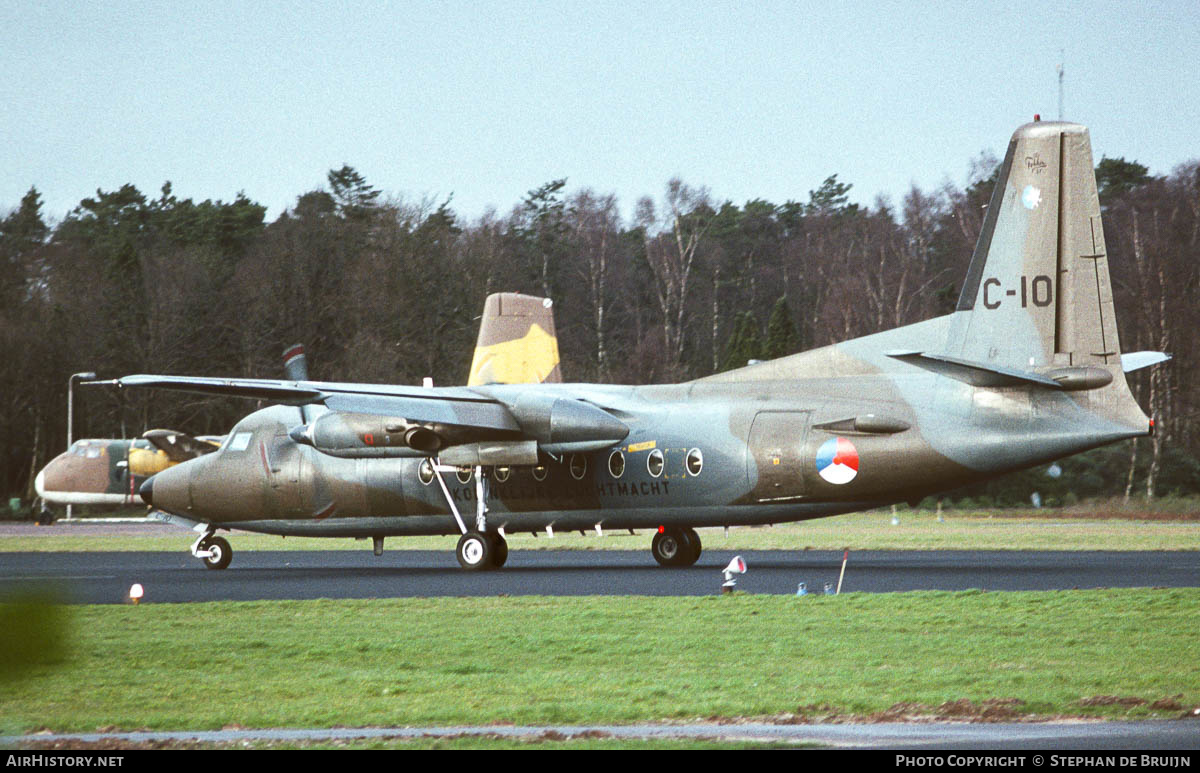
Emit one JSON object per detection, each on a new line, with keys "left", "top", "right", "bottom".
{"left": 4, "top": 508, "right": 1198, "bottom": 553}
{"left": 2, "top": 589, "right": 1197, "bottom": 736}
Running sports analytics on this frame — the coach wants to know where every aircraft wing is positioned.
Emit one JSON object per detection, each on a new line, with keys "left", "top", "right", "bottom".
{"left": 142, "top": 429, "right": 222, "bottom": 462}
{"left": 100, "top": 375, "right": 628, "bottom": 460}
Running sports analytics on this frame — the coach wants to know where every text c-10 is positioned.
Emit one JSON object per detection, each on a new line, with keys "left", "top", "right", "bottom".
{"left": 983, "top": 275, "right": 1053, "bottom": 310}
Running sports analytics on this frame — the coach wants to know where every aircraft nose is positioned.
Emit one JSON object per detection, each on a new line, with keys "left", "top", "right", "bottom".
{"left": 138, "top": 458, "right": 201, "bottom": 516}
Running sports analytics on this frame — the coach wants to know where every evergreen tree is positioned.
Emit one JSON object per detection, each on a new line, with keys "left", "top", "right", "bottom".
{"left": 764, "top": 295, "right": 799, "bottom": 358}
{"left": 1095, "top": 156, "right": 1151, "bottom": 202}
{"left": 327, "top": 165, "right": 381, "bottom": 221}
{"left": 720, "top": 312, "right": 763, "bottom": 371}
{"left": 0, "top": 187, "right": 49, "bottom": 305}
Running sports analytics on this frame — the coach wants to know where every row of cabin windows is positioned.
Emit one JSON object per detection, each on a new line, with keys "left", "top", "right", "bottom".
{"left": 416, "top": 448, "right": 704, "bottom": 485}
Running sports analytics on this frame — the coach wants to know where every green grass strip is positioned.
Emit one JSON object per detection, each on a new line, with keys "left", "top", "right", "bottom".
{"left": 2, "top": 589, "right": 1197, "bottom": 734}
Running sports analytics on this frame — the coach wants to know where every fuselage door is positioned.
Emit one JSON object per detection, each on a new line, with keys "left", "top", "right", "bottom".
{"left": 746, "top": 411, "right": 812, "bottom": 502}
{"left": 267, "top": 432, "right": 306, "bottom": 514}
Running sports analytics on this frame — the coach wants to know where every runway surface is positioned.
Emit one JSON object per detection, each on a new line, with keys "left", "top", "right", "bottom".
{"left": 2, "top": 548, "right": 1196, "bottom": 604}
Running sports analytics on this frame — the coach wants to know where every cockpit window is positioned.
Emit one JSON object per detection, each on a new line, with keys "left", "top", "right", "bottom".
{"left": 227, "top": 432, "right": 253, "bottom": 452}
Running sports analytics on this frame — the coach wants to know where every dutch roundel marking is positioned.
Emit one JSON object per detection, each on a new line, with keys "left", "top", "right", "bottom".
{"left": 816, "top": 437, "right": 859, "bottom": 485}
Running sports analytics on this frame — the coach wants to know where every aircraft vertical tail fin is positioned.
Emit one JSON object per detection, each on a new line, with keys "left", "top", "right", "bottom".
{"left": 467, "top": 293, "right": 563, "bottom": 386}
{"left": 950, "top": 120, "right": 1122, "bottom": 370}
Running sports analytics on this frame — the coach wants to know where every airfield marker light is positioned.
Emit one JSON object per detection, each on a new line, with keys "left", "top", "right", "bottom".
{"left": 796, "top": 582, "right": 808, "bottom": 596}
{"left": 721, "top": 555, "right": 746, "bottom": 594}
{"left": 129, "top": 583, "right": 144, "bottom": 605}
{"left": 823, "top": 582, "right": 835, "bottom": 595}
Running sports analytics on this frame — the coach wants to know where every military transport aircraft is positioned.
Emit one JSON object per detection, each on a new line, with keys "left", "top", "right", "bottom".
{"left": 106, "top": 120, "right": 1168, "bottom": 571}
{"left": 34, "top": 430, "right": 220, "bottom": 518}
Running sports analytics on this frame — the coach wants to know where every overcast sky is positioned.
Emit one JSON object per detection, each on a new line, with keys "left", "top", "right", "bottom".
{"left": 3, "top": 0, "right": 1198, "bottom": 225}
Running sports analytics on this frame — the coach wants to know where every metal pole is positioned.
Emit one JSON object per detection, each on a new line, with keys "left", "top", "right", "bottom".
{"left": 65, "top": 372, "right": 96, "bottom": 520}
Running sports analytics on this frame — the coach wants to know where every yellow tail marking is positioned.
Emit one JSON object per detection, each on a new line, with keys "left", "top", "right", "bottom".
{"left": 467, "top": 323, "right": 560, "bottom": 386}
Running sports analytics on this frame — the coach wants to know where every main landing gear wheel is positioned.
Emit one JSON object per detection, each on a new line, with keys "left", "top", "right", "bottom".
{"left": 456, "top": 531, "right": 492, "bottom": 571}
{"left": 651, "top": 526, "right": 701, "bottom": 568}
{"left": 199, "top": 535, "right": 232, "bottom": 570}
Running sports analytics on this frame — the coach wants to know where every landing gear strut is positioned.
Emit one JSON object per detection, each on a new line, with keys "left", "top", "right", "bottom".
{"left": 651, "top": 526, "right": 701, "bottom": 567}
{"left": 433, "top": 460, "right": 510, "bottom": 571}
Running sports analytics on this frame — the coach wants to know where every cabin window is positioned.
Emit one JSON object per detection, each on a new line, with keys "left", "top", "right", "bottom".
{"left": 456, "top": 467, "right": 473, "bottom": 484}
{"left": 686, "top": 448, "right": 703, "bottom": 476}
{"left": 647, "top": 449, "right": 664, "bottom": 478}
{"left": 418, "top": 458, "right": 434, "bottom": 485}
{"left": 228, "top": 432, "right": 253, "bottom": 452}
{"left": 608, "top": 450, "right": 625, "bottom": 478}
{"left": 493, "top": 466, "right": 511, "bottom": 483}
{"left": 569, "top": 454, "right": 587, "bottom": 480}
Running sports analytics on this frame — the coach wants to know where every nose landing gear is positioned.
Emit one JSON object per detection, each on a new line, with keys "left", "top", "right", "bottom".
{"left": 191, "top": 530, "right": 233, "bottom": 570}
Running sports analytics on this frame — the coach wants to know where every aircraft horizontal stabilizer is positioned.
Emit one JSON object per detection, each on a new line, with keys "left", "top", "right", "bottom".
{"left": 886, "top": 351, "right": 1062, "bottom": 388}
{"left": 886, "top": 350, "right": 1116, "bottom": 392}
{"left": 1120, "top": 351, "right": 1171, "bottom": 373}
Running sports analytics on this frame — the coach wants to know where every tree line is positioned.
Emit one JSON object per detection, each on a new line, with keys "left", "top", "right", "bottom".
{"left": 2, "top": 153, "right": 1197, "bottom": 510}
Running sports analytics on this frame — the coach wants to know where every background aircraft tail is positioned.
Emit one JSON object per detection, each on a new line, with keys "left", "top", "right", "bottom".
{"left": 467, "top": 293, "right": 563, "bottom": 386}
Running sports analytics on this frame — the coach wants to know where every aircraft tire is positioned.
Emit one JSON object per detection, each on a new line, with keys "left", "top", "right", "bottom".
{"left": 651, "top": 527, "right": 694, "bottom": 568}
{"left": 200, "top": 536, "right": 232, "bottom": 571}
{"left": 682, "top": 527, "right": 702, "bottom": 565}
{"left": 488, "top": 532, "right": 509, "bottom": 569}
{"left": 456, "top": 531, "right": 492, "bottom": 571}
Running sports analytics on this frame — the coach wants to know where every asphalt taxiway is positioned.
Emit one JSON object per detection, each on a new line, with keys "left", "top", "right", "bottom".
{"left": 2, "top": 548, "right": 1196, "bottom": 604}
